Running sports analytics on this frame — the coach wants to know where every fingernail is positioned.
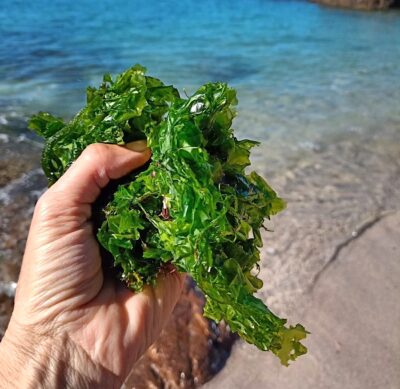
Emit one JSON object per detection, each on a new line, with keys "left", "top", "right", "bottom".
{"left": 124, "top": 140, "right": 149, "bottom": 152}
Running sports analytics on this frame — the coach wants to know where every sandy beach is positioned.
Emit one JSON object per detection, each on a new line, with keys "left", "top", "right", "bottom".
{"left": 1, "top": 1, "right": 400, "bottom": 385}
{"left": 204, "top": 133, "right": 400, "bottom": 388}
{"left": 1, "top": 126, "right": 399, "bottom": 388}
{"left": 205, "top": 211, "right": 400, "bottom": 388}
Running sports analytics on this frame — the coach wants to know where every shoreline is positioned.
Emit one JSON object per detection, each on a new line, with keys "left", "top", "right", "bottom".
{"left": 204, "top": 127, "right": 400, "bottom": 387}
{"left": 1, "top": 125, "right": 399, "bottom": 385}
{"left": 1, "top": 126, "right": 399, "bottom": 314}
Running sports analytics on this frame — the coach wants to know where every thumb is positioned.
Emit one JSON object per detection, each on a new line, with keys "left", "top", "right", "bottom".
{"left": 48, "top": 141, "right": 151, "bottom": 207}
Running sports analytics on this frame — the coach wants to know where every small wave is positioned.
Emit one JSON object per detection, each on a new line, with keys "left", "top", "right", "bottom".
{"left": 0, "top": 168, "right": 46, "bottom": 206}
{"left": 298, "top": 141, "right": 321, "bottom": 152}
{"left": 0, "top": 133, "right": 10, "bottom": 143}
{"left": 0, "top": 115, "right": 8, "bottom": 125}
{"left": 0, "top": 281, "right": 17, "bottom": 298}
{"left": 16, "top": 133, "right": 43, "bottom": 147}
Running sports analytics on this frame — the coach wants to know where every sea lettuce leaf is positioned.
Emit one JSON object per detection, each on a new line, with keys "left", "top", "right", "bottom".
{"left": 29, "top": 65, "right": 308, "bottom": 365}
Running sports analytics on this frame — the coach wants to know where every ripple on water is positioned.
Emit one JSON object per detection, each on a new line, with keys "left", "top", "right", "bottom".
{"left": 253, "top": 133, "right": 400, "bottom": 317}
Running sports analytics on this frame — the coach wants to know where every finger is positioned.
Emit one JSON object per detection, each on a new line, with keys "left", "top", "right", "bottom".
{"left": 49, "top": 141, "right": 151, "bottom": 205}
{"left": 123, "top": 270, "right": 185, "bottom": 354}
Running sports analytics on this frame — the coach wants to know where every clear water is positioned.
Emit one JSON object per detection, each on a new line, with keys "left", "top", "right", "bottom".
{"left": 1, "top": 0, "right": 399, "bottom": 155}
{"left": 1, "top": 0, "right": 400, "bottom": 334}
{"left": 1, "top": 1, "right": 400, "bottom": 380}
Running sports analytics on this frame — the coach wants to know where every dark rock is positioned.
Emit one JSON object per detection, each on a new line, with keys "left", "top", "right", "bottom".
{"left": 126, "top": 278, "right": 236, "bottom": 389}
{"left": 311, "top": 0, "right": 398, "bottom": 10}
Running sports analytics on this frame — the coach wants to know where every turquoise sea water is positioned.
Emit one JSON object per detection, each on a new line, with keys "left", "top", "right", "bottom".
{"left": 1, "top": 0, "right": 399, "bottom": 160}
{"left": 1, "top": 1, "right": 400, "bottom": 383}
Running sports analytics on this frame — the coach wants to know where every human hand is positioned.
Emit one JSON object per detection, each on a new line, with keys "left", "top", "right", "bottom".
{"left": 0, "top": 142, "right": 184, "bottom": 388}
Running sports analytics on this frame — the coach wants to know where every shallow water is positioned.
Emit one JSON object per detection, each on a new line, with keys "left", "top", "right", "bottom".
{"left": 1, "top": 0, "right": 400, "bottom": 299}
{"left": 1, "top": 0, "right": 400, "bottom": 149}
{"left": 0, "top": 0, "right": 400, "bottom": 377}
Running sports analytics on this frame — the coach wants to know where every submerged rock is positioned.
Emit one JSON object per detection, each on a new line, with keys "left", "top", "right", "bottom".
{"left": 126, "top": 278, "right": 235, "bottom": 389}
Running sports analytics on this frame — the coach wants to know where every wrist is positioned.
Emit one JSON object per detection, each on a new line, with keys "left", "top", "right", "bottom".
{"left": 0, "top": 324, "right": 54, "bottom": 388}
{"left": 0, "top": 321, "right": 120, "bottom": 389}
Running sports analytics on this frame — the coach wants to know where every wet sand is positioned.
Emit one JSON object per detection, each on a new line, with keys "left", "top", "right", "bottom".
{"left": 205, "top": 212, "right": 400, "bottom": 389}
{"left": 204, "top": 133, "right": 400, "bottom": 388}
{"left": 1, "top": 128, "right": 399, "bottom": 387}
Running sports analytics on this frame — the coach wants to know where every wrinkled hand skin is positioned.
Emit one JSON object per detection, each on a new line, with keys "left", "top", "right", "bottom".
{"left": 0, "top": 142, "right": 184, "bottom": 389}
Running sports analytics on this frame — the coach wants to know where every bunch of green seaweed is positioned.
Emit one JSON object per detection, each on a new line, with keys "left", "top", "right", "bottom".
{"left": 29, "top": 65, "right": 308, "bottom": 365}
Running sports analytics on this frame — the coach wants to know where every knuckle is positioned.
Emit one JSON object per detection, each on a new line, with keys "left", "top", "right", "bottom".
{"left": 82, "top": 143, "right": 109, "bottom": 162}
{"left": 34, "top": 190, "right": 57, "bottom": 219}
{"left": 81, "top": 143, "right": 112, "bottom": 186}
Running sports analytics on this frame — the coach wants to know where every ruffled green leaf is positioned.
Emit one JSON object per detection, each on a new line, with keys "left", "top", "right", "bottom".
{"left": 30, "top": 66, "right": 308, "bottom": 364}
